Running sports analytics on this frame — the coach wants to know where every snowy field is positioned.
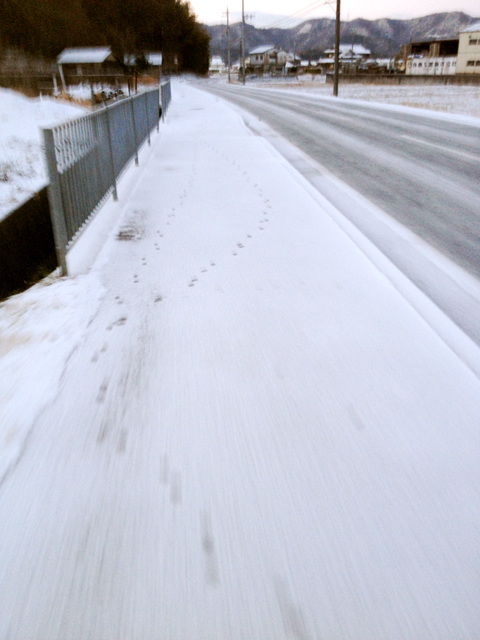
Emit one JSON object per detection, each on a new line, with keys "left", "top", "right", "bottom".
{"left": 0, "top": 80, "right": 479, "bottom": 638}
{"left": 248, "top": 80, "right": 480, "bottom": 118}
{"left": 0, "top": 88, "right": 86, "bottom": 220}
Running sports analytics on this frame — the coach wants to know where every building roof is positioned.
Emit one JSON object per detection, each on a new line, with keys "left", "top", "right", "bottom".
{"left": 210, "top": 56, "right": 224, "bottom": 66}
{"left": 57, "top": 47, "right": 113, "bottom": 64}
{"left": 146, "top": 53, "right": 162, "bottom": 66}
{"left": 325, "top": 44, "right": 371, "bottom": 55}
{"left": 461, "top": 21, "right": 480, "bottom": 32}
{"left": 249, "top": 44, "right": 275, "bottom": 55}
{"left": 124, "top": 52, "right": 163, "bottom": 66}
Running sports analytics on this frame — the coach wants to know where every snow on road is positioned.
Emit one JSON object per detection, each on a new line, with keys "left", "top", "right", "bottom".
{"left": 1, "top": 80, "right": 480, "bottom": 639}
{"left": 246, "top": 79, "right": 480, "bottom": 119}
{"left": 0, "top": 88, "right": 86, "bottom": 220}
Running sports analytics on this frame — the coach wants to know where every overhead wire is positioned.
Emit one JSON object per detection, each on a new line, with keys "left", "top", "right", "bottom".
{"left": 221, "top": 0, "right": 335, "bottom": 53}
{"left": 260, "top": 0, "right": 334, "bottom": 30}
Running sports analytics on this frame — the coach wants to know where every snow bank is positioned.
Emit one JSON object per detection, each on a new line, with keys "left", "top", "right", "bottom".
{"left": 0, "top": 274, "right": 103, "bottom": 482}
{"left": 0, "top": 88, "right": 86, "bottom": 220}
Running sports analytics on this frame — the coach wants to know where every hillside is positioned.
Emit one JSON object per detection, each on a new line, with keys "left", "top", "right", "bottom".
{"left": 205, "top": 12, "right": 480, "bottom": 59}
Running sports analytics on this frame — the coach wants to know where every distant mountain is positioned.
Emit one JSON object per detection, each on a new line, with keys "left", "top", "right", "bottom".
{"left": 205, "top": 12, "right": 480, "bottom": 60}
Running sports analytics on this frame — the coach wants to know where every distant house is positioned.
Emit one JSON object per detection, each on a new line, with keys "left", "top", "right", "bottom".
{"left": 316, "top": 57, "right": 335, "bottom": 73}
{"left": 324, "top": 44, "right": 371, "bottom": 61}
{"left": 286, "top": 52, "right": 301, "bottom": 64}
{"left": 321, "top": 44, "right": 371, "bottom": 73}
{"left": 146, "top": 53, "right": 163, "bottom": 69}
{"left": 456, "top": 22, "right": 480, "bottom": 74}
{"left": 248, "top": 45, "right": 287, "bottom": 74}
{"left": 249, "top": 44, "right": 276, "bottom": 68}
{"left": 57, "top": 47, "right": 122, "bottom": 77}
{"left": 209, "top": 56, "right": 226, "bottom": 74}
{"left": 402, "top": 38, "right": 458, "bottom": 75}
{"left": 124, "top": 52, "right": 163, "bottom": 76}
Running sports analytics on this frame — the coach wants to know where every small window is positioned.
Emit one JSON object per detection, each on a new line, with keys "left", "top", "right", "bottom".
{"left": 446, "top": 62, "right": 450, "bottom": 66}
{"left": 467, "top": 60, "right": 475, "bottom": 66}
{"left": 435, "top": 62, "right": 439, "bottom": 66}
{"left": 429, "top": 62, "right": 433, "bottom": 67}
{"left": 468, "top": 39, "right": 478, "bottom": 45}
{"left": 476, "top": 60, "right": 480, "bottom": 66}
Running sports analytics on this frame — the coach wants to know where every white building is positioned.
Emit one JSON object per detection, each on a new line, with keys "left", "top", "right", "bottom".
{"left": 406, "top": 56, "right": 457, "bottom": 75}
{"left": 249, "top": 45, "right": 276, "bottom": 67}
{"left": 57, "top": 47, "right": 121, "bottom": 76}
{"left": 209, "top": 56, "right": 226, "bottom": 75}
{"left": 324, "top": 44, "right": 371, "bottom": 62}
{"left": 456, "top": 22, "right": 480, "bottom": 74}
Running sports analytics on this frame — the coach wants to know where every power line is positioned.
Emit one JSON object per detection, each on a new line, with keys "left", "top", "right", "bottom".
{"left": 261, "top": 0, "right": 334, "bottom": 30}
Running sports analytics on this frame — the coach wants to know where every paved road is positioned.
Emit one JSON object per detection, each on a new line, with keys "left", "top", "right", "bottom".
{"left": 200, "top": 82, "right": 480, "bottom": 279}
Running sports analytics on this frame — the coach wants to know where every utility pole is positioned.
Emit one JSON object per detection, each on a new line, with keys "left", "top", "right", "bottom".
{"left": 227, "top": 6, "right": 231, "bottom": 82}
{"left": 241, "top": 0, "right": 246, "bottom": 85}
{"left": 222, "top": 7, "right": 231, "bottom": 82}
{"left": 333, "top": 0, "right": 341, "bottom": 96}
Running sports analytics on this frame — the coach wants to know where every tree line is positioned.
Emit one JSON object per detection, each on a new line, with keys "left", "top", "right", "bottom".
{"left": 0, "top": 0, "right": 210, "bottom": 74}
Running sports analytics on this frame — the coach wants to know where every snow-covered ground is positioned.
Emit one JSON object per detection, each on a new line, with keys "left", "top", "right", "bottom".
{"left": 0, "top": 80, "right": 480, "bottom": 638}
{"left": 246, "top": 79, "right": 480, "bottom": 118}
{"left": 0, "top": 88, "right": 86, "bottom": 220}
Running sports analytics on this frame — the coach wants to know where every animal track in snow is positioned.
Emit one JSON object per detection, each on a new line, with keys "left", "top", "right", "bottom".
{"left": 96, "top": 380, "right": 109, "bottom": 403}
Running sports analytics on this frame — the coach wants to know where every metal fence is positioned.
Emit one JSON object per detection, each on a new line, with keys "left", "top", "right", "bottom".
{"left": 43, "top": 83, "right": 169, "bottom": 274}
{"left": 160, "top": 80, "right": 172, "bottom": 118}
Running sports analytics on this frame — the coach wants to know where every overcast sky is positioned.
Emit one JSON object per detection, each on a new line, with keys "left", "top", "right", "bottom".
{"left": 191, "top": 0, "right": 480, "bottom": 27}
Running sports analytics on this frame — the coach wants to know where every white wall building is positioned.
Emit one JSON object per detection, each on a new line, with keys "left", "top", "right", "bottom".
{"left": 249, "top": 45, "right": 276, "bottom": 67}
{"left": 406, "top": 56, "right": 457, "bottom": 75}
{"left": 456, "top": 22, "right": 480, "bottom": 74}
{"left": 209, "top": 56, "right": 226, "bottom": 74}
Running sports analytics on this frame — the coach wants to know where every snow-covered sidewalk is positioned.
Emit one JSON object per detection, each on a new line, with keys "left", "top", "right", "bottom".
{"left": 0, "top": 80, "right": 479, "bottom": 639}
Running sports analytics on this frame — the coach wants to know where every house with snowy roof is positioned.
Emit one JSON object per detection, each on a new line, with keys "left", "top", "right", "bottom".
{"left": 320, "top": 44, "right": 372, "bottom": 73}
{"left": 209, "top": 56, "right": 226, "bottom": 74}
{"left": 324, "top": 44, "right": 371, "bottom": 60}
{"left": 456, "top": 22, "right": 480, "bottom": 73}
{"left": 248, "top": 45, "right": 288, "bottom": 73}
{"left": 57, "top": 47, "right": 123, "bottom": 77}
{"left": 124, "top": 52, "right": 163, "bottom": 73}
{"left": 249, "top": 44, "right": 277, "bottom": 67}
